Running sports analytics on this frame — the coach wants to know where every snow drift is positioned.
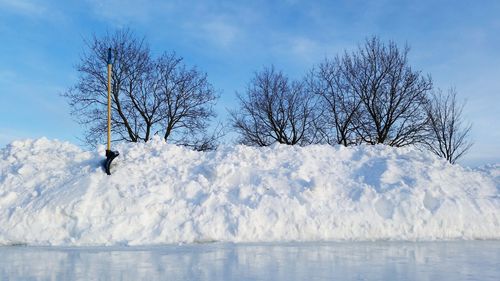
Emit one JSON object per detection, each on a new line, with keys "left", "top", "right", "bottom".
{"left": 0, "top": 137, "right": 499, "bottom": 246}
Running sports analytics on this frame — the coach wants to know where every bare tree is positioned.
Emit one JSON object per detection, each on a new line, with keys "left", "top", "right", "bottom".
{"left": 63, "top": 29, "right": 219, "bottom": 149}
{"left": 308, "top": 57, "right": 362, "bottom": 146}
{"left": 231, "top": 66, "right": 316, "bottom": 146}
{"left": 156, "top": 53, "right": 219, "bottom": 148}
{"left": 343, "top": 37, "right": 433, "bottom": 146}
{"left": 63, "top": 29, "right": 151, "bottom": 145}
{"left": 424, "top": 88, "right": 473, "bottom": 164}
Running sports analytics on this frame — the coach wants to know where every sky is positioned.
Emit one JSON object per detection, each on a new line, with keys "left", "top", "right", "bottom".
{"left": 0, "top": 0, "right": 499, "bottom": 166}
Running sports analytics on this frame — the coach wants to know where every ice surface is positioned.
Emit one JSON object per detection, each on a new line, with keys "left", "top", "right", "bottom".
{"left": 0, "top": 137, "right": 499, "bottom": 246}
{"left": 1, "top": 242, "right": 499, "bottom": 281}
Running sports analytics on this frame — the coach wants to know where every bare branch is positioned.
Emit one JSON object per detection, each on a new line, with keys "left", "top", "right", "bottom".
{"left": 423, "top": 88, "right": 473, "bottom": 164}
{"left": 230, "top": 66, "right": 317, "bottom": 146}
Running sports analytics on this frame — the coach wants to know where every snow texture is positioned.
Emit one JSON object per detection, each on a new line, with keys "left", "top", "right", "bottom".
{"left": 0, "top": 137, "right": 499, "bottom": 246}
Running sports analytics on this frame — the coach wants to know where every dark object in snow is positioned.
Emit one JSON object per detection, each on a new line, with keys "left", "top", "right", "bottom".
{"left": 104, "top": 150, "right": 119, "bottom": 175}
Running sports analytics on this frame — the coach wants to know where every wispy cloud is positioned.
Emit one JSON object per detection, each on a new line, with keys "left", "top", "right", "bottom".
{"left": 289, "top": 37, "right": 318, "bottom": 58}
{"left": 268, "top": 34, "right": 349, "bottom": 69}
{"left": 188, "top": 17, "right": 241, "bottom": 48}
{"left": 0, "top": 0, "right": 47, "bottom": 17}
{"left": 0, "top": 69, "right": 17, "bottom": 83}
{"left": 0, "top": 128, "right": 33, "bottom": 145}
{"left": 84, "top": 0, "right": 174, "bottom": 26}
{"left": 84, "top": 0, "right": 245, "bottom": 48}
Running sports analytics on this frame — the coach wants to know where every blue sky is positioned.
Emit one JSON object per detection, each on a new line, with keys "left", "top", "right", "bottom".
{"left": 0, "top": 0, "right": 499, "bottom": 166}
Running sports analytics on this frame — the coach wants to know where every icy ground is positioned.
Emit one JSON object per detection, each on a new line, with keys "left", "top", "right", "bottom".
{"left": 1, "top": 241, "right": 499, "bottom": 281}
{"left": 0, "top": 137, "right": 499, "bottom": 246}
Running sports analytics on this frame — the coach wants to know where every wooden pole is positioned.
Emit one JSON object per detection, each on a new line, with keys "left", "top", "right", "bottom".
{"left": 107, "top": 49, "right": 112, "bottom": 152}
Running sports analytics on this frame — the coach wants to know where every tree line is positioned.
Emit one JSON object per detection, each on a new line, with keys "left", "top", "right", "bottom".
{"left": 64, "top": 30, "right": 472, "bottom": 164}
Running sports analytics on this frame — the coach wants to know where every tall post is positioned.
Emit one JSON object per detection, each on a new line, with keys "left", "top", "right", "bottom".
{"left": 104, "top": 48, "right": 119, "bottom": 175}
{"left": 107, "top": 48, "right": 112, "bottom": 152}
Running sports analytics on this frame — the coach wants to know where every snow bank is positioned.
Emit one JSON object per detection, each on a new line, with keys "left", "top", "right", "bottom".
{"left": 0, "top": 137, "right": 499, "bottom": 246}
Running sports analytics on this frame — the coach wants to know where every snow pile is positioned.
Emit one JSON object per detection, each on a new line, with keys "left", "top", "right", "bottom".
{"left": 0, "top": 137, "right": 499, "bottom": 246}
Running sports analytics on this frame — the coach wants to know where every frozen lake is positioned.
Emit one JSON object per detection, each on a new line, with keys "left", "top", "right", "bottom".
{"left": 1, "top": 241, "right": 499, "bottom": 280}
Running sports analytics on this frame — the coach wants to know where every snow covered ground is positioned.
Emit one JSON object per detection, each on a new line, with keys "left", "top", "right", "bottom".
{"left": 0, "top": 137, "right": 499, "bottom": 246}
